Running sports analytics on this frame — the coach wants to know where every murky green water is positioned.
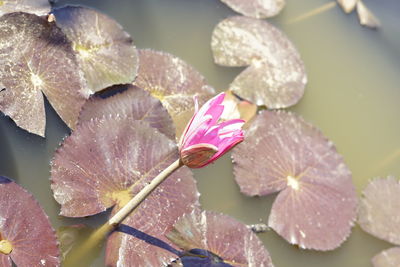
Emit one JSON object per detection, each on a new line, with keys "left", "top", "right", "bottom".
{"left": 1, "top": 0, "right": 400, "bottom": 266}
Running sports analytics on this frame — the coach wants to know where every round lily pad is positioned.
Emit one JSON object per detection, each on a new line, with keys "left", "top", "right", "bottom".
{"left": 372, "top": 247, "right": 400, "bottom": 267}
{"left": 133, "top": 49, "right": 215, "bottom": 137}
{"left": 53, "top": 6, "right": 139, "bottom": 93}
{"left": 211, "top": 16, "right": 306, "bottom": 108}
{"left": 79, "top": 85, "right": 175, "bottom": 140}
{"left": 0, "top": 0, "right": 50, "bottom": 17}
{"left": 232, "top": 110, "right": 357, "bottom": 250}
{"left": 166, "top": 209, "right": 273, "bottom": 266}
{"left": 358, "top": 176, "right": 400, "bottom": 245}
{"left": 0, "top": 12, "right": 88, "bottom": 136}
{"left": 220, "top": 0, "right": 285, "bottom": 19}
{"left": 0, "top": 176, "right": 60, "bottom": 266}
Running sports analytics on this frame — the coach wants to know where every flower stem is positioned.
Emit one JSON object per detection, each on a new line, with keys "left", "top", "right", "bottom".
{"left": 63, "top": 158, "right": 183, "bottom": 266}
{"left": 108, "top": 158, "right": 183, "bottom": 226}
{"left": 287, "top": 1, "right": 337, "bottom": 24}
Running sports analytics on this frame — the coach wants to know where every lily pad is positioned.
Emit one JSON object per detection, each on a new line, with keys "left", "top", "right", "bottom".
{"left": 358, "top": 176, "right": 400, "bottom": 245}
{"left": 0, "top": 0, "right": 50, "bottom": 17}
{"left": 79, "top": 85, "right": 175, "bottom": 140}
{"left": 232, "top": 110, "right": 357, "bottom": 250}
{"left": 53, "top": 6, "right": 139, "bottom": 93}
{"left": 219, "top": 0, "right": 285, "bottom": 19}
{"left": 337, "top": 0, "right": 358, "bottom": 13}
{"left": 211, "top": 16, "right": 306, "bottom": 108}
{"left": 0, "top": 176, "right": 60, "bottom": 266}
{"left": 166, "top": 209, "right": 273, "bottom": 267}
{"left": 51, "top": 116, "right": 199, "bottom": 266}
{"left": 356, "top": 1, "right": 380, "bottom": 29}
{"left": 0, "top": 12, "right": 88, "bottom": 136}
{"left": 133, "top": 49, "right": 215, "bottom": 137}
{"left": 372, "top": 247, "right": 400, "bottom": 267}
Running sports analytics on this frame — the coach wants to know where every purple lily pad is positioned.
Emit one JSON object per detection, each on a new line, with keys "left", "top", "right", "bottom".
{"left": 220, "top": 0, "right": 285, "bottom": 19}
{"left": 50, "top": 115, "right": 199, "bottom": 265}
{"left": 372, "top": 247, "right": 400, "bottom": 267}
{"left": 0, "top": 0, "right": 50, "bottom": 17}
{"left": 166, "top": 209, "right": 274, "bottom": 267}
{"left": 53, "top": 6, "right": 139, "bottom": 93}
{"left": 79, "top": 85, "right": 175, "bottom": 139}
{"left": 211, "top": 16, "right": 306, "bottom": 108}
{"left": 358, "top": 176, "right": 400, "bottom": 245}
{"left": 0, "top": 12, "right": 88, "bottom": 136}
{"left": 232, "top": 110, "right": 357, "bottom": 250}
{"left": 0, "top": 176, "right": 60, "bottom": 266}
{"left": 133, "top": 49, "right": 215, "bottom": 137}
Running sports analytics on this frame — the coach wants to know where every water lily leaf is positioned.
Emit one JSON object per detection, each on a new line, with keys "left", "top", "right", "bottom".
{"left": 133, "top": 49, "right": 215, "bottom": 137}
{"left": 372, "top": 247, "right": 400, "bottom": 267}
{"left": 53, "top": 6, "right": 139, "bottom": 93}
{"left": 0, "top": 176, "right": 60, "bottom": 266}
{"left": 337, "top": 0, "right": 358, "bottom": 13}
{"left": 50, "top": 116, "right": 199, "bottom": 265}
{"left": 0, "top": 12, "right": 88, "bottom": 136}
{"left": 211, "top": 16, "right": 306, "bottom": 108}
{"left": 0, "top": 0, "right": 50, "bottom": 16}
{"left": 79, "top": 85, "right": 175, "bottom": 140}
{"left": 358, "top": 176, "right": 400, "bottom": 245}
{"left": 220, "top": 0, "right": 285, "bottom": 18}
{"left": 356, "top": 1, "right": 380, "bottom": 29}
{"left": 221, "top": 90, "right": 257, "bottom": 125}
{"left": 166, "top": 209, "right": 274, "bottom": 267}
{"left": 232, "top": 110, "right": 357, "bottom": 250}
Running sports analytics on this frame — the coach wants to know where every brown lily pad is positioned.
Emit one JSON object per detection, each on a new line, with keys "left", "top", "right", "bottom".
{"left": 0, "top": 12, "right": 88, "bottom": 136}
{"left": 166, "top": 209, "right": 273, "bottom": 266}
{"left": 133, "top": 49, "right": 215, "bottom": 137}
{"left": 232, "top": 110, "right": 357, "bottom": 250}
{"left": 358, "top": 176, "right": 400, "bottom": 245}
{"left": 0, "top": 176, "right": 60, "bottom": 266}
{"left": 79, "top": 85, "right": 175, "bottom": 140}
{"left": 211, "top": 16, "right": 306, "bottom": 108}
{"left": 53, "top": 6, "right": 139, "bottom": 93}
{"left": 220, "top": 0, "right": 285, "bottom": 18}
{"left": 372, "top": 247, "right": 400, "bottom": 267}
{"left": 0, "top": 0, "right": 50, "bottom": 16}
{"left": 50, "top": 116, "right": 199, "bottom": 265}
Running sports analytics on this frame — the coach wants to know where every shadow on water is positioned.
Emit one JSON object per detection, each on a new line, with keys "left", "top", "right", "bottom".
{"left": 0, "top": 115, "right": 18, "bottom": 181}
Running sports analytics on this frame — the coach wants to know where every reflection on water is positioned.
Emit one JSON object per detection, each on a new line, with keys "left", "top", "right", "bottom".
{"left": 1, "top": 0, "right": 399, "bottom": 266}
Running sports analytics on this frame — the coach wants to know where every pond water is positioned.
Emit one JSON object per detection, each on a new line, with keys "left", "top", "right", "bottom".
{"left": 1, "top": 0, "right": 400, "bottom": 266}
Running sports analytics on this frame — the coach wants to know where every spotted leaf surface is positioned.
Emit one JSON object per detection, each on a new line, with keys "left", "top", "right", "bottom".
{"left": 0, "top": 12, "right": 88, "bottom": 136}
{"left": 167, "top": 209, "right": 274, "bottom": 267}
{"left": 232, "top": 110, "right": 357, "bottom": 250}
{"left": 53, "top": 6, "right": 139, "bottom": 93}
{"left": 133, "top": 49, "right": 215, "bottom": 137}
{"left": 0, "top": 0, "right": 50, "bottom": 16}
{"left": 0, "top": 176, "right": 60, "bottom": 266}
{"left": 211, "top": 16, "right": 306, "bottom": 108}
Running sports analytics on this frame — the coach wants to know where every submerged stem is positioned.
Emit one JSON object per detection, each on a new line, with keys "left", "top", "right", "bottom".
{"left": 287, "top": 1, "right": 337, "bottom": 24}
{"left": 63, "top": 158, "right": 183, "bottom": 266}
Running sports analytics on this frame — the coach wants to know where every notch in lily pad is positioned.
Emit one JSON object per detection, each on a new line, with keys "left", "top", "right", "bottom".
{"left": 0, "top": 176, "right": 60, "bottom": 266}
{"left": 232, "top": 110, "right": 357, "bottom": 250}
{"left": 211, "top": 16, "right": 307, "bottom": 109}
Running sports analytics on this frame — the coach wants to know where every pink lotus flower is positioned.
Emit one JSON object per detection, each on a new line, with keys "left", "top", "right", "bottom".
{"left": 179, "top": 92, "right": 245, "bottom": 168}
